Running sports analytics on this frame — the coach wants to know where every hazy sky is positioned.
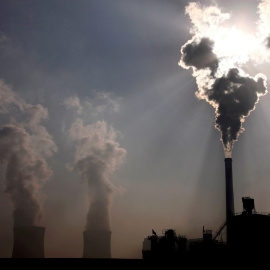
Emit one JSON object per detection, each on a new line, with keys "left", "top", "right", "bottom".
{"left": 1, "top": 0, "right": 270, "bottom": 259}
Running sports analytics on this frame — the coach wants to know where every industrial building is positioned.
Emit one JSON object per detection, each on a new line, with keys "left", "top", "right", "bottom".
{"left": 142, "top": 229, "right": 187, "bottom": 260}
{"left": 142, "top": 158, "right": 270, "bottom": 260}
{"left": 9, "top": 158, "right": 270, "bottom": 261}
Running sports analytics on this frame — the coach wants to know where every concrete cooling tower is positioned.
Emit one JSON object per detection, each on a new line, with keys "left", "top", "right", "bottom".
{"left": 12, "top": 226, "right": 45, "bottom": 258}
{"left": 83, "top": 230, "right": 111, "bottom": 258}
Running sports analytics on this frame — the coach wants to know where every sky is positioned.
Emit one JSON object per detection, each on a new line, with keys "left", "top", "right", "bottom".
{"left": 1, "top": 0, "right": 270, "bottom": 259}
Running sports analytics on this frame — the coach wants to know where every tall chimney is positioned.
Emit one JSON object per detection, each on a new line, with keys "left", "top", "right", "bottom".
{"left": 82, "top": 230, "right": 111, "bottom": 258}
{"left": 12, "top": 226, "right": 45, "bottom": 258}
{"left": 224, "top": 158, "right": 235, "bottom": 245}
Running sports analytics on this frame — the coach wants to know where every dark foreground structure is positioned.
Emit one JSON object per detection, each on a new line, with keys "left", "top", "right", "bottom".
{"left": 142, "top": 197, "right": 270, "bottom": 262}
{"left": 142, "top": 158, "right": 270, "bottom": 262}
{"left": 142, "top": 204, "right": 270, "bottom": 262}
{"left": 229, "top": 198, "right": 270, "bottom": 256}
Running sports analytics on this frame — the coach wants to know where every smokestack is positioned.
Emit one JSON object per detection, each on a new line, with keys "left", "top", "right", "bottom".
{"left": 12, "top": 226, "right": 45, "bottom": 258}
{"left": 225, "top": 158, "right": 235, "bottom": 219}
{"left": 83, "top": 230, "right": 111, "bottom": 258}
{"left": 224, "top": 158, "right": 235, "bottom": 245}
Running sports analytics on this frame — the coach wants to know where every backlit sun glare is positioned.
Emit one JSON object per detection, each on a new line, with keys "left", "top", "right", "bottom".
{"left": 213, "top": 26, "right": 255, "bottom": 65}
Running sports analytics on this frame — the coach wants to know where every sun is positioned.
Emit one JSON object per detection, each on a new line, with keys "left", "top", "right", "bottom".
{"left": 212, "top": 26, "right": 256, "bottom": 67}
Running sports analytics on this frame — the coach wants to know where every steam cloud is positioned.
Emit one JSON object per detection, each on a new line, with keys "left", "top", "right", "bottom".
{"left": 0, "top": 80, "right": 57, "bottom": 226}
{"left": 65, "top": 95, "right": 126, "bottom": 231}
{"left": 179, "top": 2, "right": 270, "bottom": 157}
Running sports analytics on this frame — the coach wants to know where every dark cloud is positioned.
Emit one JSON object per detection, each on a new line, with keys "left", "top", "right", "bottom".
{"left": 181, "top": 37, "right": 219, "bottom": 75}
{"left": 207, "top": 68, "right": 267, "bottom": 150}
{"left": 179, "top": 2, "right": 269, "bottom": 157}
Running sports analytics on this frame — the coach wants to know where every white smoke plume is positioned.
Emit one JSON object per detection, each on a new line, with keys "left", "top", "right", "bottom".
{"left": 179, "top": 2, "right": 269, "bottom": 157}
{"left": 0, "top": 80, "right": 57, "bottom": 226}
{"left": 65, "top": 94, "right": 126, "bottom": 231}
{"left": 257, "top": 0, "right": 270, "bottom": 48}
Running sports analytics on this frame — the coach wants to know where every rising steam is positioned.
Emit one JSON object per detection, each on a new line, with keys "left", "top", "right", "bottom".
{"left": 0, "top": 80, "right": 57, "bottom": 226}
{"left": 179, "top": 2, "right": 270, "bottom": 157}
{"left": 65, "top": 95, "right": 126, "bottom": 231}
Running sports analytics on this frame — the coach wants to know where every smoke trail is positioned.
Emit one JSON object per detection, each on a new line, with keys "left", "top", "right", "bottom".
{"left": 179, "top": 2, "right": 268, "bottom": 157}
{"left": 65, "top": 95, "right": 126, "bottom": 231}
{"left": 0, "top": 80, "right": 57, "bottom": 226}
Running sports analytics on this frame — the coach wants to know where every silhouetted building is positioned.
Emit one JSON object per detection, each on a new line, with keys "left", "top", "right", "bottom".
{"left": 83, "top": 230, "right": 111, "bottom": 258}
{"left": 187, "top": 227, "right": 226, "bottom": 258}
{"left": 142, "top": 229, "right": 187, "bottom": 260}
{"left": 142, "top": 158, "right": 270, "bottom": 262}
{"left": 12, "top": 226, "right": 45, "bottom": 258}
{"left": 229, "top": 197, "right": 270, "bottom": 256}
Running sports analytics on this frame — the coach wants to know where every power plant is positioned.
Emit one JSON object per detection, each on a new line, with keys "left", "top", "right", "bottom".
{"left": 6, "top": 157, "right": 270, "bottom": 260}
{"left": 142, "top": 157, "right": 270, "bottom": 260}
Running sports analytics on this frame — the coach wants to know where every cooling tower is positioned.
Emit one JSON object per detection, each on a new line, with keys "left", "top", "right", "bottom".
{"left": 12, "top": 226, "right": 45, "bottom": 258}
{"left": 224, "top": 158, "right": 235, "bottom": 245}
{"left": 83, "top": 230, "right": 111, "bottom": 258}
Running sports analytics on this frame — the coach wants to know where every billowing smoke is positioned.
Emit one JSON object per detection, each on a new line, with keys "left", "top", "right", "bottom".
{"left": 181, "top": 37, "right": 219, "bottom": 75}
{"left": 65, "top": 94, "right": 126, "bottom": 231}
{"left": 179, "top": 2, "right": 270, "bottom": 157}
{"left": 0, "top": 80, "right": 57, "bottom": 226}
